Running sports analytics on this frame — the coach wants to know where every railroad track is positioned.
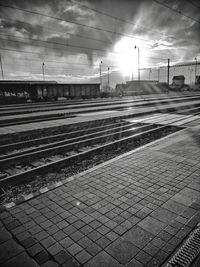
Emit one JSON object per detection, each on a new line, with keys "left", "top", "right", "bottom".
{"left": 1, "top": 93, "right": 200, "bottom": 115}
{"left": 1, "top": 95, "right": 200, "bottom": 127}
{"left": 1, "top": 107, "right": 200, "bottom": 188}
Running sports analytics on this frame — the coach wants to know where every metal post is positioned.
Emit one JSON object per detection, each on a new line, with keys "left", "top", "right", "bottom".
{"left": 158, "top": 68, "right": 160, "bottom": 82}
{"left": 108, "top": 67, "right": 110, "bottom": 88}
{"left": 99, "top": 61, "right": 103, "bottom": 91}
{"left": 138, "top": 47, "right": 140, "bottom": 81}
{"left": 195, "top": 57, "right": 197, "bottom": 83}
{"left": 189, "top": 68, "right": 193, "bottom": 85}
{"left": 0, "top": 55, "right": 4, "bottom": 80}
{"left": 42, "top": 62, "right": 45, "bottom": 81}
{"left": 134, "top": 46, "right": 140, "bottom": 81}
{"left": 167, "top": 58, "right": 170, "bottom": 85}
{"left": 149, "top": 69, "right": 152, "bottom": 81}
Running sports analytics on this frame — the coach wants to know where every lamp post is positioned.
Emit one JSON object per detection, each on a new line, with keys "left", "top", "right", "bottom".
{"left": 42, "top": 62, "right": 45, "bottom": 81}
{"left": 189, "top": 67, "right": 193, "bottom": 85}
{"left": 158, "top": 67, "right": 160, "bottom": 82}
{"left": 134, "top": 45, "right": 140, "bottom": 81}
{"left": 149, "top": 69, "right": 152, "bottom": 81}
{"left": 99, "top": 61, "right": 103, "bottom": 91}
{"left": 0, "top": 55, "right": 4, "bottom": 80}
{"left": 194, "top": 57, "right": 197, "bottom": 83}
{"left": 108, "top": 67, "right": 110, "bottom": 88}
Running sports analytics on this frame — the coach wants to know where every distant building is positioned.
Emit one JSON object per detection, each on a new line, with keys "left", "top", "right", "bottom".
{"left": 115, "top": 80, "right": 168, "bottom": 96}
{"left": 170, "top": 75, "right": 190, "bottom": 91}
{"left": 195, "top": 76, "right": 200, "bottom": 85}
{"left": 172, "top": 75, "right": 185, "bottom": 87}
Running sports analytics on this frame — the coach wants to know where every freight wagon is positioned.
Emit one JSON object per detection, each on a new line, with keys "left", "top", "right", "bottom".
{"left": 0, "top": 81, "right": 100, "bottom": 104}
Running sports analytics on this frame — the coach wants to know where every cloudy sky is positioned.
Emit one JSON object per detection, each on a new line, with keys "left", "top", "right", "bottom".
{"left": 0, "top": 0, "right": 199, "bottom": 87}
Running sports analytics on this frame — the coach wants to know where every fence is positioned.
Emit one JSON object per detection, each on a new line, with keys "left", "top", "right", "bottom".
{"left": 140, "top": 61, "right": 200, "bottom": 85}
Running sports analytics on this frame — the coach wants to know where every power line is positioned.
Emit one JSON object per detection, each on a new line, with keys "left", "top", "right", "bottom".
{"left": 0, "top": 34, "right": 169, "bottom": 61}
{"left": 0, "top": 17, "right": 113, "bottom": 46}
{"left": 0, "top": 3, "right": 150, "bottom": 42}
{"left": 188, "top": 0, "right": 200, "bottom": 8}
{"left": 153, "top": 0, "right": 200, "bottom": 24}
{"left": 77, "top": 1, "right": 177, "bottom": 40}
{"left": 3, "top": 56, "right": 119, "bottom": 69}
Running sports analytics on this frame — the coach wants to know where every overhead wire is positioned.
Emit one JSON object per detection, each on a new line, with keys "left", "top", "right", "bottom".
{"left": 0, "top": 17, "right": 113, "bottom": 46}
{"left": 153, "top": 0, "right": 200, "bottom": 24}
{"left": 0, "top": 3, "right": 151, "bottom": 42}
{"left": 0, "top": 34, "right": 169, "bottom": 61}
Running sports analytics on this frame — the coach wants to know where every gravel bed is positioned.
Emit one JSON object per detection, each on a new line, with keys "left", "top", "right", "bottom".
{"left": 0, "top": 126, "right": 181, "bottom": 205}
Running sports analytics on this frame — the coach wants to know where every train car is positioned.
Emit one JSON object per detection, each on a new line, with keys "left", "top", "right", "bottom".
{"left": 0, "top": 81, "right": 100, "bottom": 104}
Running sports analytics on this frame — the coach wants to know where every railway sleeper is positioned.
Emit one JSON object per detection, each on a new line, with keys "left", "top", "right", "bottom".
{"left": 0, "top": 125, "right": 181, "bottom": 187}
{"left": 0, "top": 124, "right": 156, "bottom": 168}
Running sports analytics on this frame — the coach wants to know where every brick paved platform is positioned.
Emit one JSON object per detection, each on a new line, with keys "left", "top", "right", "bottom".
{"left": 0, "top": 127, "right": 200, "bottom": 266}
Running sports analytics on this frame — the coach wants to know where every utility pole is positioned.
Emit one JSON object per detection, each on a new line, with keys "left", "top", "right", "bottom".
{"left": 194, "top": 57, "right": 197, "bottom": 83}
{"left": 149, "top": 69, "right": 152, "bottom": 81}
{"left": 99, "top": 61, "right": 102, "bottom": 91}
{"left": 167, "top": 58, "right": 170, "bottom": 85}
{"left": 42, "top": 62, "right": 45, "bottom": 81}
{"left": 108, "top": 67, "right": 110, "bottom": 88}
{"left": 158, "top": 68, "right": 160, "bottom": 82}
{"left": 134, "top": 45, "right": 140, "bottom": 81}
{"left": 0, "top": 55, "right": 4, "bottom": 80}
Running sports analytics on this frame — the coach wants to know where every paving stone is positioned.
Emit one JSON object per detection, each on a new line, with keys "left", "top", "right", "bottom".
{"left": 75, "top": 249, "right": 92, "bottom": 264}
{"left": 162, "top": 200, "right": 186, "bottom": 215}
{"left": 34, "top": 250, "right": 50, "bottom": 265}
{"left": 53, "top": 230, "right": 66, "bottom": 242}
{"left": 67, "top": 243, "right": 83, "bottom": 256}
{"left": 88, "top": 230, "right": 102, "bottom": 241}
{"left": 48, "top": 242, "right": 63, "bottom": 256}
{"left": 0, "top": 227, "right": 12, "bottom": 243}
{"left": 123, "top": 226, "right": 154, "bottom": 249}
{"left": 106, "top": 231, "right": 119, "bottom": 241}
{"left": 41, "top": 260, "right": 59, "bottom": 267}
{"left": 86, "top": 243, "right": 102, "bottom": 256}
{"left": 154, "top": 249, "right": 168, "bottom": 265}
{"left": 0, "top": 239, "right": 24, "bottom": 263}
{"left": 89, "top": 220, "right": 102, "bottom": 229}
{"left": 63, "top": 225, "right": 77, "bottom": 235}
{"left": 34, "top": 230, "right": 49, "bottom": 241}
{"left": 27, "top": 243, "right": 44, "bottom": 257}
{"left": 77, "top": 236, "right": 93, "bottom": 249}
{"left": 95, "top": 236, "right": 111, "bottom": 249}
{"left": 73, "top": 220, "right": 85, "bottom": 230}
{"left": 150, "top": 237, "right": 166, "bottom": 248}
{"left": 79, "top": 225, "right": 93, "bottom": 235}
{"left": 41, "top": 236, "right": 56, "bottom": 248}
{"left": 84, "top": 251, "right": 122, "bottom": 267}
{"left": 96, "top": 225, "right": 110, "bottom": 235}
{"left": 46, "top": 225, "right": 60, "bottom": 235}
{"left": 143, "top": 243, "right": 160, "bottom": 256}
{"left": 29, "top": 225, "right": 43, "bottom": 235}
{"left": 3, "top": 251, "right": 39, "bottom": 267}
{"left": 126, "top": 258, "right": 144, "bottom": 267}
{"left": 105, "top": 237, "right": 139, "bottom": 265}
{"left": 151, "top": 207, "right": 177, "bottom": 224}
{"left": 54, "top": 250, "right": 72, "bottom": 264}
{"left": 135, "top": 250, "right": 152, "bottom": 264}
{"left": 138, "top": 216, "right": 167, "bottom": 235}
{"left": 59, "top": 236, "right": 75, "bottom": 249}
{"left": 113, "top": 225, "right": 127, "bottom": 235}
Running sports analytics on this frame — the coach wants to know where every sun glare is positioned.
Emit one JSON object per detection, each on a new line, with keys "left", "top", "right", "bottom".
{"left": 114, "top": 37, "right": 150, "bottom": 78}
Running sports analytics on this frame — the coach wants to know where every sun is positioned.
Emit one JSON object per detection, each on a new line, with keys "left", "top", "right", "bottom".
{"left": 114, "top": 37, "right": 149, "bottom": 78}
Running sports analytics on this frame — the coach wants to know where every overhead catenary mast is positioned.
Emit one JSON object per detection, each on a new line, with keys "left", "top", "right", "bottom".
{"left": 0, "top": 55, "right": 4, "bottom": 80}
